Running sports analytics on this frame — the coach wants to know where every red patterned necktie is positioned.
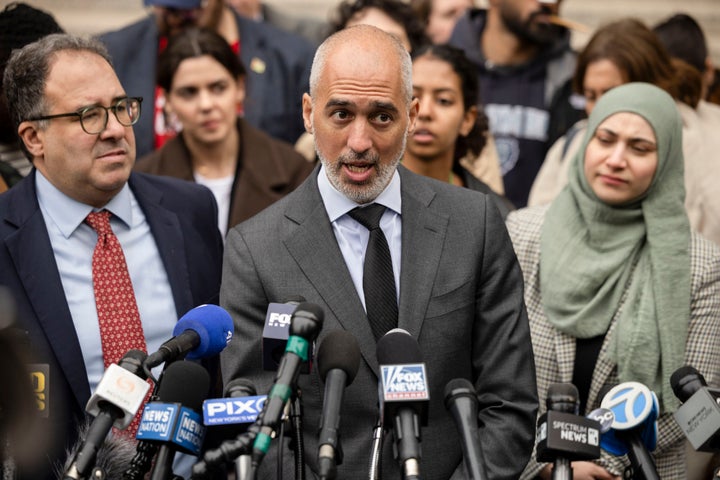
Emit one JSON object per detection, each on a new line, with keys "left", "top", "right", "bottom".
{"left": 86, "top": 210, "right": 150, "bottom": 438}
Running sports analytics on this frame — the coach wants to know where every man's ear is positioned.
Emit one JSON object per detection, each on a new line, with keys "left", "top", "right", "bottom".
{"left": 18, "top": 121, "right": 43, "bottom": 159}
{"left": 302, "top": 93, "right": 313, "bottom": 134}
{"left": 407, "top": 97, "right": 419, "bottom": 133}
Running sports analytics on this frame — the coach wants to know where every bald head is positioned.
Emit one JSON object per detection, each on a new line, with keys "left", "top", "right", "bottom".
{"left": 309, "top": 24, "right": 412, "bottom": 107}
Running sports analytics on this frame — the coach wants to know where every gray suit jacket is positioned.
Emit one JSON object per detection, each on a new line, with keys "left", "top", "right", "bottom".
{"left": 220, "top": 165, "right": 537, "bottom": 480}
{"left": 507, "top": 205, "right": 720, "bottom": 479}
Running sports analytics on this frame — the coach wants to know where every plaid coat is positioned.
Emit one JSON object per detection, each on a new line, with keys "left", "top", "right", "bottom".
{"left": 506, "top": 205, "right": 720, "bottom": 479}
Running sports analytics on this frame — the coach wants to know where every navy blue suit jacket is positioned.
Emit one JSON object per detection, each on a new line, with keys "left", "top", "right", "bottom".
{"left": 0, "top": 171, "right": 223, "bottom": 478}
{"left": 99, "top": 11, "right": 314, "bottom": 157}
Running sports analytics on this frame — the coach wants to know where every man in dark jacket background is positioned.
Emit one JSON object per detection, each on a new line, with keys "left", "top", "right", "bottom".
{"left": 449, "top": 0, "right": 584, "bottom": 208}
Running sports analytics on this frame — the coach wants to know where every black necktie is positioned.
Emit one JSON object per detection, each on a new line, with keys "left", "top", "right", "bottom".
{"left": 348, "top": 204, "right": 398, "bottom": 340}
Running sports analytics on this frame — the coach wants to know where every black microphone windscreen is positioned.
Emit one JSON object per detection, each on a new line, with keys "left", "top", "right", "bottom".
{"left": 224, "top": 377, "right": 257, "bottom": 398}
{"left": 317, "top": 330, "right": 361, "bottom": 384}
{"left": 61, "top": 419, "right": 138, "bottom": 480}
{"left": 157, "top": 361, "right": 210, "bottom": 411}
{"left": 670, "top": 365, "right": 707, "bottom": 403}
{"left": 547, "top": 383, "right": 580, "bottom": 414}
{"left": 376, "top": 328, "right": 421, "bottom": 364}
{"left": 293, "top": 302, "right": 325, "bottom": 323}
{"left": 281, "top": 295, "right": 306, "bottom": 305}
{"left": 444, "top": 378, "right": 477, "bottom": 406}
{"left": 118, "top": 349, "right": 148, "bottom": 380}
{"left": 598, "top": 384, "right": 615, "bottom": 404}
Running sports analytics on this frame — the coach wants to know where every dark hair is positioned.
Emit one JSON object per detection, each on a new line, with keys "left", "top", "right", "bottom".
{"left": 157, "top": 27, "right": 245, "bottom": 92}
{"left": 331, "top": 0, "right": 430, "bottom": 52}
{"left": 3, "top": 34, "right": 111, "bottom": 159}
{"left": 409, "top": 0, "right": 432, "bottom": 26}
{"left": 0, "top": 2, "right": 63, "bottom": 70}
{"left": 709, "top": 67, "right": 720, "bottom": 105}
{"left": 411, "top": 44, "right": 487, "bottom": 161}
{"left": 653, "top": 13, "right": 707, "bottom": 73}
{"left": 573, "top": 18, "right": 702, "bottom": 108}
{"left": 0, "top": 2, "right": 63, "bottom": 145}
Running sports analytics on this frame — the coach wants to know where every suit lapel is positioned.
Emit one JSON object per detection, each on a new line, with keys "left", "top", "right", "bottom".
{"left": 129, "top": 174, "right": 194, "bottom": 317}
{"left": 554, "top": 330, "right": 576, "bottom": 384}
{"left": 283, "top": 168, "right": 452, "bottom": 374}
{"left": 397, "top": 168, "right": 448, "bottom": 340}
{"left": 587, "top": 319, "right": 620, "bottom": 410}
{"left": 283, "top": 170, "right": 379, "bottom": 372}
{"left": 4, "top": 174, "right": 90, "bottom": 408}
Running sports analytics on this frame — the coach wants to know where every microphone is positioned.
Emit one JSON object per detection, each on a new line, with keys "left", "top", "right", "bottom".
{"left": 192, "top": 379, "right": 267, "bottom": 479}
{"left": 600, "top": 382, "right": 660, "bottom": 480}
{"left": 200, "top": 379, "right": 266, "bottom": 480}
{"left": 64, "top": 350, "right": 151, "bottom": 479}
{"left": 377, "top": 328, "right": 429, "bottom": 480}
{"left": 316, "top": 330, "right": 361, "bottom": 480}
{"left": 252, "top": 302, "right": 324, "bottom": 468}
{"left": 443, "top": 379, "right": 489, "bottom": 480}
{"left": 136, "top": 361, "right": 211, "bottom": 480}
{"left": 671, "top": 365, "right": 720, "bottom": 452}
{"left": 536, "top": 383, "right": 601, "bottom": 480}
{"left": 262, "top": 296, "right": 308, "bottom": 371}
{"left": 61, "top": 420, "right": 138, "bottom": 480}
{"left": 145, "top": 304, "right": 233, "bottom": 369}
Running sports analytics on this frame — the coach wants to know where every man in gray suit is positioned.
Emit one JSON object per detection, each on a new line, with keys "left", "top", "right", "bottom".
{"left": 220, "top": 24, "right": 537, "bottom": 480}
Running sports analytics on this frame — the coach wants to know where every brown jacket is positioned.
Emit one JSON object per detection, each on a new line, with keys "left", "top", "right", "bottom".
{"left": 135, "top": 119, "right": 314, "bottom": 231}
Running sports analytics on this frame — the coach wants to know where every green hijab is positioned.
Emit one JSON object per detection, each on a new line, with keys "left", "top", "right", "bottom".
{"left": 540, "top": 83, "right": 690, "bottom": 412}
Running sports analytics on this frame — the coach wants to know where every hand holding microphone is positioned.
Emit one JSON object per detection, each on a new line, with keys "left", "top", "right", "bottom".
{"left": 316, "top": 330, "right": 361, "bottom": 480}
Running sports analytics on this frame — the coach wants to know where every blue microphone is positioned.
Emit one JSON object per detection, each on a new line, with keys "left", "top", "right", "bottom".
{"left": 145, "top": 304, "right": 234, "bottom": 368}
{"left": 192, "top": 380, "right": 266, "bottom": 480}
{"left": 137, "top": 361, "right": 211, "bottom": 480}
{"left": 600, "top": 382, "right": 660, "bottom": 480}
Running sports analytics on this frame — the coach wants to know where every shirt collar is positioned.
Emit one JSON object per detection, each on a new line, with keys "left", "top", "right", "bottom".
{"left": 317, "top": 164, "right": 402, "bottom": 222}
{"left": 35, "top": 170, "right": 134, "bottom": 238}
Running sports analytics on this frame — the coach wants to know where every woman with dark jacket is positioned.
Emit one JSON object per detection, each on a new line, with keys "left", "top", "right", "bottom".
{"left": 135, "top": 27, "right": 313, "bottom": 235}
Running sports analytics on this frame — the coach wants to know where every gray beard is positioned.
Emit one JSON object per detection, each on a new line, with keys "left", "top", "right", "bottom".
{"left": 316, "top": 134, "right": 406, "bottom": 205}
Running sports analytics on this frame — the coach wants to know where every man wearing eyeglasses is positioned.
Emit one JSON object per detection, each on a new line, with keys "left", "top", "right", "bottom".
{"left": 0, "top": 34, "right": 223, "bottom": 479}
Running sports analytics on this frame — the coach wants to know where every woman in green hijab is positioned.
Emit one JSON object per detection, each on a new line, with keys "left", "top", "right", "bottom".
{"left": 507, "top": 82, "right": 720, "bottom": 479}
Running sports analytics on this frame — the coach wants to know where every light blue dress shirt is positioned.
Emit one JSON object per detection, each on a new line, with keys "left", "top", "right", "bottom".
{"left": 317, "top": 165, "right": 402, "bottom": 307}
{"left": 35, "top": 170, "right": 178, "bottom": 389}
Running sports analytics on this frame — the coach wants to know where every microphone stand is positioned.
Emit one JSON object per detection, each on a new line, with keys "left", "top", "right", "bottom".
{"left": 368, "top": 419, "right": 383, "bottom": 480}
{"left": 290, "top": 389, "right": 306, "bottom": 480}
{"left": 551, "top": 458, "right": 571, "bottom": 480}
